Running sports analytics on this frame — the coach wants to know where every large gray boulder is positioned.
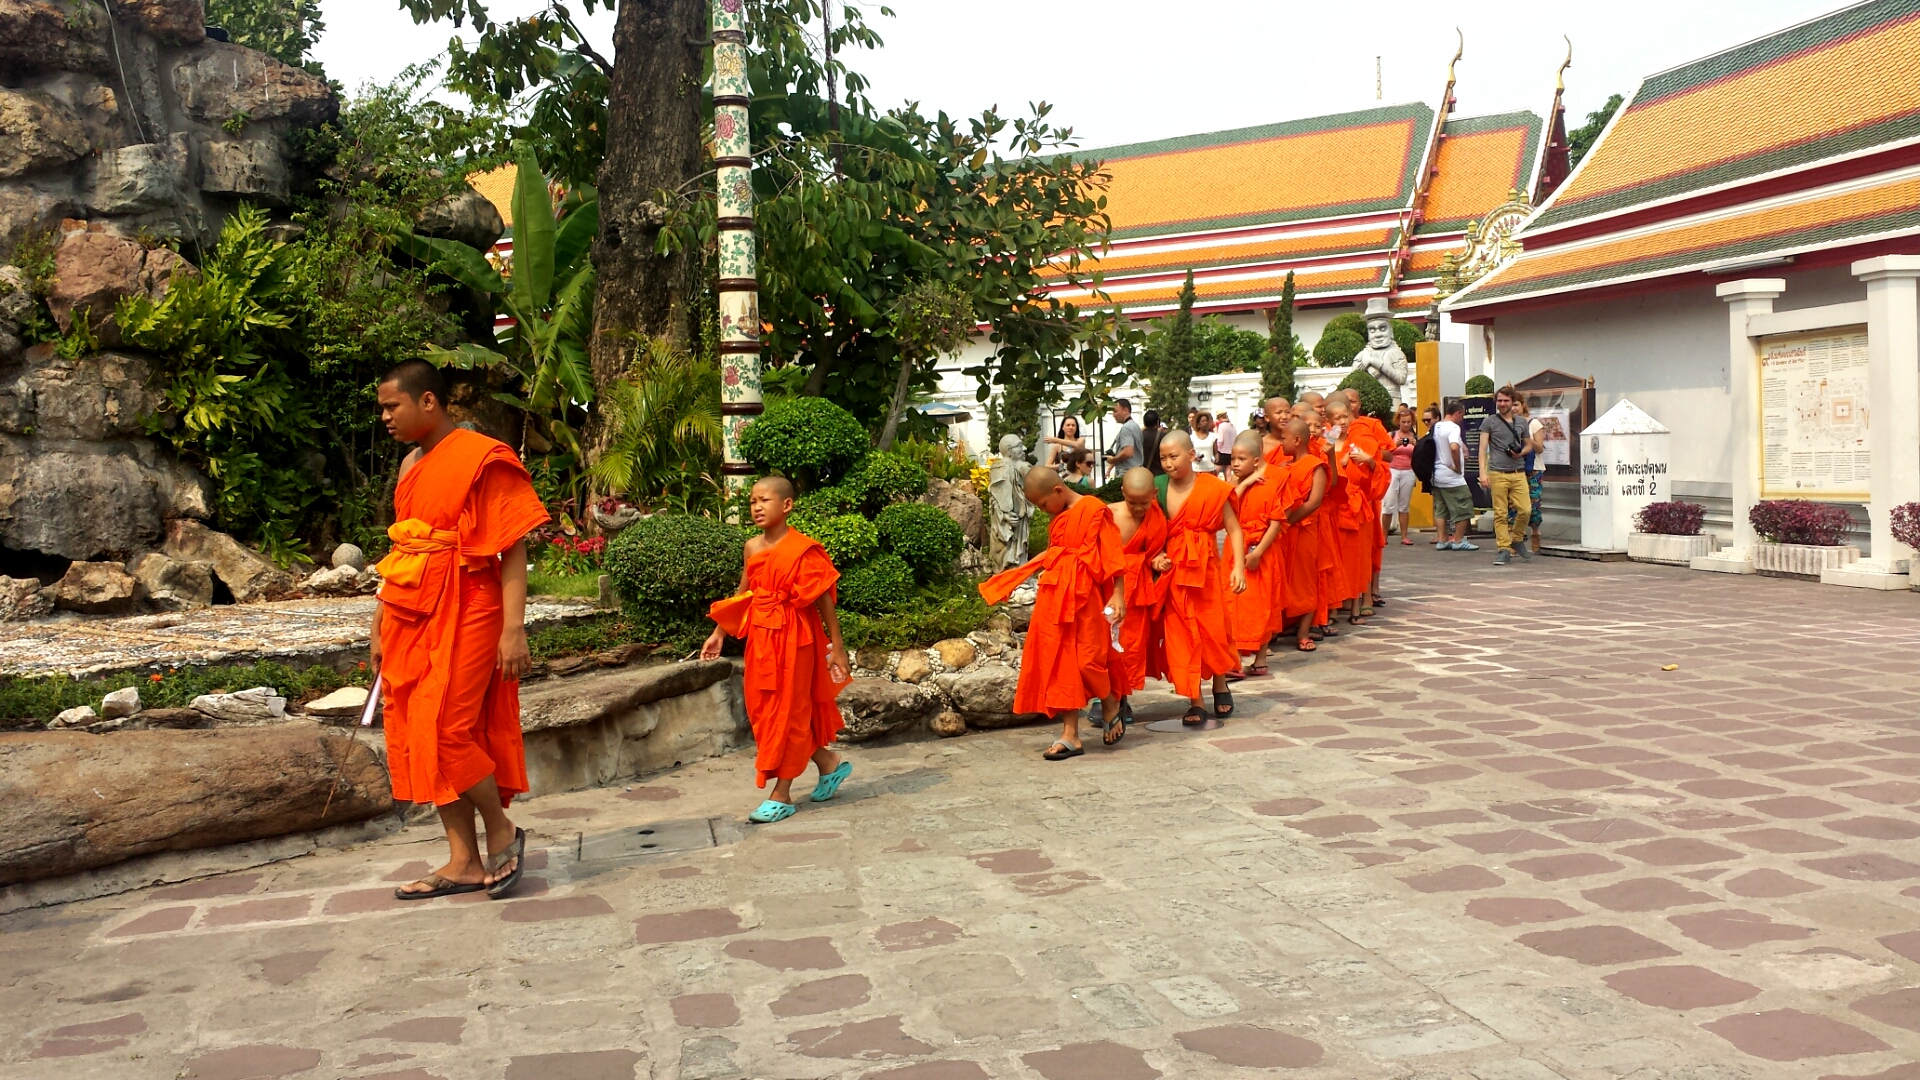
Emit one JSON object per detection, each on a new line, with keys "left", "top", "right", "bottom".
{"left": 118, "top": 0, "right": 206, "bottom": 46}
{"left": 936, "top": 662, "right": 1040, "bottom": 729}
{"left": 416, "top": 187, "right": 506, "bottom": 253}
{"left": 0, "top": 575, "right": 51, "bottom": 621}
{"left": 85, "top": 136, "right": 191, "bottom": 215}
{"left": 1, "top": 348, "right": 166, "bottom": 441}
{"left": 163, "top": 519, "right": 293, "bottom": 603}
{"left": 44, "top": 560, "right": 137, "bottom": 614}
{"left": 0, "top": 723, "right": 393, "bottom": 887}
{"left": 199, "top": 136, "right": 290, "bottom": 204}
{"left": 172, "top": 39, "right": 336, "bottom": 128}
{"left": 0, "top": 0, "right": 111, "bottom": 74}
{"left": 0, "top": 88, "right": 92, "bottom": 180}
{"left": 46, "top": 230, "right": 194, "bottom": 345}
{"left": 0, "top": 437, "right": 212, "bottom": 561}
{"left": 130, "top": 552, "right": 214, "bottom": 611}
{"left": 920, "top": 477, "right": 987, "bottom": 547}
{"left": 836, "top": 678, "right": 941, "bottom": 743}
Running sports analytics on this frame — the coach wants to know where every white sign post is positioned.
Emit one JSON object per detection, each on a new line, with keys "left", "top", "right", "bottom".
{"left": 1579, "top": 399, "right": 1671, "bottom": 551}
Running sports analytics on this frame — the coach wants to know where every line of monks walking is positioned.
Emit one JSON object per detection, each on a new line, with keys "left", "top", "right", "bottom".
{"left": 978, "top": 388, "right": 1397, "bottom": 759}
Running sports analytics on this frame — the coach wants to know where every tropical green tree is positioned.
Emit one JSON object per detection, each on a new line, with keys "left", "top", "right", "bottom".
{"left": 1261, "top": 271, "right": 1300, "bottom": 402}
{"left": 1146, "top": 271, "right": 1197, "bottom": 421}
{"left": 1191, "top": 317, "right": 1266, "bottom": 377}
{"left": 589, "top": 335, "right": 724, "bottom": 512}
{"left": 206, "top": 0, "right": 327, "bottom": 76}
{"left": 1569, "top": 93, "right": 1624, "bottom": 168}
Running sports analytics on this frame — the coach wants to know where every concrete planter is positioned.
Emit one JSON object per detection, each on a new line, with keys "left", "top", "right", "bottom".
{"left": 1628, "top": 532, "right": 1717, "bottom": 566}
{"left": 1752, "top": 542, "right": 1859, "bottom": 579}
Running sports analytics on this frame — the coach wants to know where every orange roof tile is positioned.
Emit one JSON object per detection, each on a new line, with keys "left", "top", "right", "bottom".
{"left": 1533, "top": 1, "right": 1920, "bottom": 229}
{"left": 1081, "top": 104, "right": 1435, "bottom": 240}
{"left": 1449, "top": 168, "right": 1920, "bottom": 307}
{"left": 1049, "top": 223, "right": 1399, "bottom": 282}
{"left": 1419, "top": 113, "right": 1543, "bottom": 230}
{"left": 468, "top": 164, "right": 517, "bottom": 229}
{"left": 1048, "top": 262, "right": 1387, "bottom": 313}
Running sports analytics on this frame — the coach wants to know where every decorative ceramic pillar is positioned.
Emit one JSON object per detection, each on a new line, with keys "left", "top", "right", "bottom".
{"left": 1716, "top": 278, "right": 1786, "bottom": 551}
{"left": 1853, "top": 255, "right": 1920, "bottom": 570}
{"left": 712, "top": 0, "right": 761, "bottom": 491}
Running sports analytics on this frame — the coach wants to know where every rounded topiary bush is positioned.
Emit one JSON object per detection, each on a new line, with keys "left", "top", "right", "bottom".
{"left": 737, "top": 397, "right": 870, "bottom": 487}
{"left": 605, "top": 513, "right": 750, "bottom": 647}
{"left": 803, "top": 513, "right": 879, "bottom": 568}
{"left": 876, "top": 502, "right": 965, "bottom": 580}
{"left": 1312, "top": 327, "right": 1364, "bottom": 368}
{"left": 1465, "top": 374, "right": 1496, "bottom": 395}
{"left": 1335, "top": 369, "right": 1395, "bottom": 421}
{"left": 847, "top": 450, "right": 929, "bottom": 512}
{"left": 838, "top": 553, "right": 915, "bottom": 615}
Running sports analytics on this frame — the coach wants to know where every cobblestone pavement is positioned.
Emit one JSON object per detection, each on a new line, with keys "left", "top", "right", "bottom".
{"left": 5, "top": 545, "right": 1919, "bottom": 1080}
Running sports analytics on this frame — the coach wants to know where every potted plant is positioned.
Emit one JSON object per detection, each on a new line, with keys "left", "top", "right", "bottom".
{"left": 1893, "top": 501, "right": 1920, "bottom": 592}
{"left": 1748, "top": 499, "right": 1859, "bottom": 578}
{"left": 1628, "top": 501, "right": 1715, "bottom": 565}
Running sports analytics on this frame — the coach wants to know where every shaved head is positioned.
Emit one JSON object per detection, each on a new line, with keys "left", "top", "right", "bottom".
{"left": 1301, "top": 391, "right": 1324, "bottom": 406}
{"left": 1121, "top": 466, "right": 1156, "bottom": 495}
{"left": 1326, "top": 397, "right": 1351, "bottom": 418}
{"left": 1341, "top": 388, "right": 1362, "bottom": 408}
{"left": 1284, "top": 418, "right": 1311, "bottom": 440}
{"left": 754, "top": 475, "right": 794, "bottom": 500}
{"left": 1162, "top": 429, "right": 1193, "bottom": 452}
{"left": 1265, "top": 396, "right": 1290, "bottom": 412}
{"left": 1022, "top": 465, "right": 1065, "bottom": 499}
{"left": 1233, "top": 430, "right": 1263, "bottom": 454}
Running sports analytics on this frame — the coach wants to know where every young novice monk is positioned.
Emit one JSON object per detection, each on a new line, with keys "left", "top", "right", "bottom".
{"left": 702, "top": 477, "right": 852, "bottom": 822}
{"left": 1276, "top": 418, "right": 1331, "bottom": 652}
{"left": 1325, "top": 397, "right": 1380, "bottom": 625}
{"left": 1109, "top": 467, "right": 1167, "bottom": 725}
{"left": 1225, "top": 430, "right": 1281, "bottom": 679}
{"left": 981, "top": 466, "right": 1127, "bottom": 759}
{"left": 1155, "top": 430, "right": 1246, "bottom": 724}
{"left": 1342, "top": 388, "right": 1394, "bottom": 613}
{"left": 373, "top": 360, "right": 550, "bottom": 901}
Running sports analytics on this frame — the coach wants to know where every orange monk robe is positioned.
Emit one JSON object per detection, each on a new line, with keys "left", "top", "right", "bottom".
{"left": 1313, "top": 437, "right": 1347, "bottom": 610}
{"left": 1115, "top": 500, "right": 1168, "bottom": 697}
{"left": 376, "top": 428, "right": 549, "bottom": 808}
{"left": 1226, "top": 474, "right": 1280, "bottom": 652}
{"left": 709, "top": 529, "right": 846, "bottom": 787}
{"left": 979, "top": 495, "right": 1125, "bottom": 715}
{"left": 1350, "top": 415, "right": 1395, "bottom": 572}
{"left": 1278, "top": 454, "right": 1331, "bottom": 623}
{"left": 1160, "top": 473, "right": 1241, "bottom": 699}
{"left": 1333, "top": 442, "right": 1376, "bottom": 602}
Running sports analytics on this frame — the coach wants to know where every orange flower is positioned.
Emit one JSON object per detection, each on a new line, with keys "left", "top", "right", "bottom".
{"left": 149, "top": 673, "right": 164, "bottom": 683}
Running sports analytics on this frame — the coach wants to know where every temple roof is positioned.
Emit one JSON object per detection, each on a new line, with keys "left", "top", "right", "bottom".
{"left": 1448, "top": 0, "right": 1920, "bottom": 314}
{"left": 1419, "top": 112, "right": 1545, "bottom": 233}
{"left": 1527, "top": 0, "right": 1920, "bottom": 234}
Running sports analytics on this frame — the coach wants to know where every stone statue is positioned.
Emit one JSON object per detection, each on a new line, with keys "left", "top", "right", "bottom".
{"left": 1354, "top": 296, "right": 1413, "bottom": 407}
{"left": 988, "top": 433, "right": 1033, "bottom": 569}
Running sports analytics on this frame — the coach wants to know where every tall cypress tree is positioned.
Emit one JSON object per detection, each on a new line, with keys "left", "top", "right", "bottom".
{"left": 1261, "top": 271, "right": 1298, "bottom": 403}
{"left": 1149, "top": 270, "right": 1197, "bottom": 423}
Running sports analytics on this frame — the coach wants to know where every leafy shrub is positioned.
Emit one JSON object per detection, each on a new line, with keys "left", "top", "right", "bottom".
{"left": 838, "top": 579, "right": 991, "bottom": 650}
{"left": 1322, "top": 312, "right": 1421, "bottom": 359}
{"left": 1028, "top": 507, "right": 1051, "bottom": 555}
{"left": 1465, "top": 374, "right": 1496, "bottom": 395}
{"left": 893, "top": 437, "right": 977, "bottom": 482}
{"left": 1335, "top": 369, "right": 1395, "bottom": 421}
{"left": 1893, "top": 501, "right": 1920, "bottom": 552}
{"left": 1312, "top": 327, "right": 1364, "bottom": 368}
{"left": 876, "top": 502, "right": 965, "bottom": 579}
{"left": 792, "top": 484, "right": 863, "bottom": 520}
{"left": 737, "top": 396, "right": 870, "bottom": 488}
{"left": 837, "top": 553, "right": 915, "bottom": 615}
{"left": 1749, "top": 499, "right": 1854, "bottom": 546}
{"left": 803, "top": 513, "right": 880, "bottom": 568}
{"left": 847, "top": 450, "right": 930, "bottom": 512}
{"left": 1634, "top": 501, "right": 1706, "bottom": 536}
{"left": 605, "top": 513, "right": 750, "bottom": 647}
{"left": 1094, "top": 475, "right": 1125, "bottom": 503}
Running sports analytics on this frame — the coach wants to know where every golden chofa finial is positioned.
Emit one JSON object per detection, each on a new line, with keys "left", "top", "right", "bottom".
{"left": 1448, "top": 29, "right": 1464, "bottom": 83}
{"left": 1557, "top": 36, "right": 1573, "bottom": 91}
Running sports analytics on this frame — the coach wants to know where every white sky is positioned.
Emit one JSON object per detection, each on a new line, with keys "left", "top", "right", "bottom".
{"left": 313, "top": 0, "right": 1846, "bottom": 151}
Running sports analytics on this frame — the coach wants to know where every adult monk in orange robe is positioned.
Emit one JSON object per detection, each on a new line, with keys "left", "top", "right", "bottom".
{"left": 1223, "top": 430, "right": 1282, "bottom": 679}
{"left": 704, "top": 477, "right": 852, "bottom": 823}
{"left": 1342, "top": 388, "right": 1395, "bottom": 613}
{"left": 1109, "top": 467, "right": 1166, "bottom": 726}
{"left": 1296, "top": 401, "right": 1344, "bottom": 638}
{"left": 1275, "top": 418, "right": 1330, "bottom": 651}
{"left": 372, "top": 360, "right": 550, "bottom": 901}
{"left": 1326, "top": 396, "right": 1382, "bottom": 623}
{"left": 1154, "top": 430, "right": 1245, "bottom": 724}
{"left": 980, "top": 467, "right": 1126, "bottom": 759}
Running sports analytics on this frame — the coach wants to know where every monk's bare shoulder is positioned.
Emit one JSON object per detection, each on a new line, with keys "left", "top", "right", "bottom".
{"left": 1108, "top": 500, "right": 1135, "bottom": 527}
{"left": 743, "top": 534, "right": 771, "bottom": 557}
{"left": 396, "top": 447, "right": 424, "bottom": 483}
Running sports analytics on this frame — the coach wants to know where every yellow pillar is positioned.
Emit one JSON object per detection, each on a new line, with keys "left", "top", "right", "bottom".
{"left": 1410, "top": 341, "right": 1440, "bottom": 530}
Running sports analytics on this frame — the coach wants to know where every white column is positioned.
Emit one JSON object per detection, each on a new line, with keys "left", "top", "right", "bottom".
{"left": 1852, "top": 255, "right": 1920, "bottom": 569}
{"left": 1716, "top": 279, "right": 1787, "bottom": 549}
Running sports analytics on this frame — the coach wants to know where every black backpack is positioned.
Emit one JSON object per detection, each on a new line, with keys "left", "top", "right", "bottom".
{"left": 1411, "top": 434, "right": 1437, "bottom": 486}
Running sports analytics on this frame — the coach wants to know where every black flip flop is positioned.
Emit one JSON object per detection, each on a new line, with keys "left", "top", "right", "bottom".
{"left": 1043, "top": 742, "right": 1085, "bottom": 760}
{"left": 1119, "top": 698, "right": 1134, "bottom": 725}
{"left": 486, "top": 827, "right": 527, "bottom": 899}
{"left": 394, "top": 875, "right": 484, "bottom": 901}
{"left": 1213, "top": 689, "right": 1234, "bottom": 718}
{"left": 1102, "top": 710, "right": 1125, "bottom": 746}
{"left": 1309, "top": 626, "right": 1326, "bottom": 641}
{"left": 1181, "top": 705, "right": 1208, "bottom": 727}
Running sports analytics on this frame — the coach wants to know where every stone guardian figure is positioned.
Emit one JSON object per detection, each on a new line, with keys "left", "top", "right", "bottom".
{"left": 1354, "top": 296, "right": 1413, "bottom": 407}
{"left": 988, "top": 433, "right": 1034, "bottom": 569}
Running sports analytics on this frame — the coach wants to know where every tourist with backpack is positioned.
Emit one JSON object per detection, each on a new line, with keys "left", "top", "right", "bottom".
{"left": 1383, "top": 406, "right": 1419, "bottom": 545}
{"left": 1429, "top": 399, "right": 1477, "bottom": 551}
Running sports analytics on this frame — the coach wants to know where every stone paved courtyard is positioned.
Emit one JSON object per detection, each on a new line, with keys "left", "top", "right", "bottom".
{"left": 5, "top": 544, "right": 1919, "bottom": 1080}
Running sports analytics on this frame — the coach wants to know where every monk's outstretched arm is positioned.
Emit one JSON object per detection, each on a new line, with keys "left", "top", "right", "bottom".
{"left": 1224, "top": 501, "right": 1247, "bottom": 594}
{"left": 497, "top": 537, "right": 531, "bottom": 679}
{"left": 813, "top": 592, "right": 849, "bottom": 683}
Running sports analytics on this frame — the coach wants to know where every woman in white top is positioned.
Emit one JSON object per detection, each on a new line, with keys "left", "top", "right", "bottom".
{"left": 1191, "top": 413, "right": 1219, "bottom": 473}
{"left": 1040, "top": 416, "right": 1085, "bottom": 469}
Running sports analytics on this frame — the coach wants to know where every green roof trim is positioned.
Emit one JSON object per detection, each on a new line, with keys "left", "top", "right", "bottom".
{"left": 1638, "top": 0, "right": 1920, "bottom": 104}
{"left": 1533, "top": 110, "right": 1920, "bottom": 229}
{"left": 1108, "top": 198, "right": 1414, "bottom": 241}
{"left": 1461, "top": 202, "right": 1920, "bottom": 304}
{"left": 1090, "top": 232, "right": 1402, "bottom": 279}
{"left": 1107, "top": 272, "right": 1389, "bottom": 311}
{"left": 1441, "top": 111, "right": 1543, "bottom": 138}
{"left": 1076, "top": 102, "right": 1434, "bottom": 164}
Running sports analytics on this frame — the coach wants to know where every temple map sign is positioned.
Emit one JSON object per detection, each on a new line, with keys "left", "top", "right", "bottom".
{"left": 1758, "top": 328, "right": 1870, "bottom": 500}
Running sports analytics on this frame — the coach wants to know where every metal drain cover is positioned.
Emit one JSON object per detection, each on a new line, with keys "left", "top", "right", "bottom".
{"left": 574, "top": 817, "right": 742, "bottom": 868}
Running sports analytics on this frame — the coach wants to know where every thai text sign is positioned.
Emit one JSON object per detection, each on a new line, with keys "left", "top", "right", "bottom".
{"left": 1759, "top": 329, "right": 1869, "bottom": 500}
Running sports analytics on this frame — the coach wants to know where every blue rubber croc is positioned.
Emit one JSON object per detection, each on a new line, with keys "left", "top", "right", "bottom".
{"left": 749, "top": 800, "right": 795, "bottom": 823}
{"left": 809, "top": 761, "right": 853, "bottom": 803}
